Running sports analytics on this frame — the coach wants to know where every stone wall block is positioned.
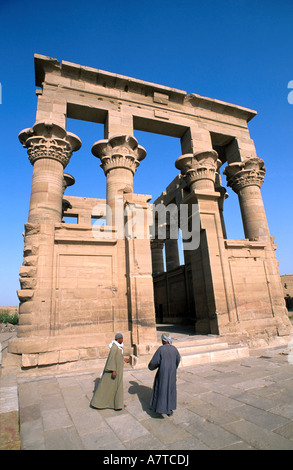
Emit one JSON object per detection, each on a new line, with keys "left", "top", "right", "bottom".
{"left": 18, "top": 313, "right": 33, "bottom": 326}
{"left": 18, "top": 300, "right": 37, "bottom": 314}
{"left": 19, "top": 277, "right": 37, "bottom": 290}
{"left": 22, "top": 256, "right": 38, "bottom": 267}
{"left": 59, "top": 349, "right": 79, "bottom": 363}
{"left": 19, "top": 266, "right": 37, "bottom": 278}
{"left": 18, "top": 227, "right": 40, "bottom": 335}
{"left": 24, "top": 222, "right": 41, "bottom": 236}
{"left": 23, "top": 244, "right": 39, "bottom": 257}
{"left": 17, "top": 290, "right": 34, "bottom": 302}
{"left": 22, "top": 354, "right": 39, "bottom": 368}
{"left": 38, "top": 351, "right": 59, "bottom": 366}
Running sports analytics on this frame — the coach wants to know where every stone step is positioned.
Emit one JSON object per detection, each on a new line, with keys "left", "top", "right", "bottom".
{"left": 173, "top": 335, "right": 225, "bottom": 347}
{"left": 132, "top": 334, "right": 250, "bottom": 369}
{"left": 177, "top": 341, "right": 229, "bottom": 356}
{"left": 179, "top": 345, "right": 249, "bottom": 367}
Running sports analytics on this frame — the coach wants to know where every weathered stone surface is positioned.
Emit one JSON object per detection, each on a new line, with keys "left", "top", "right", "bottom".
{"left": 21, "top": 354, "right": 39, "bottom": 367}
{"left": 10, "top": 54, "right": 291, "bottom": 369}
{"left": 38, "top": 351, "right": 59, "bottom": 366}
{"left": 59, "top": 349, "right": 79, "bottom": 363}
{"left": 17, "top": 290, "right": 34, "bottom": 302}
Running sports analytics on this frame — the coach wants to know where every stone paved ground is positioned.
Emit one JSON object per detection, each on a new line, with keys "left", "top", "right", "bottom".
{"left": 2, "top": 344, "right": 293, "bottom": 451}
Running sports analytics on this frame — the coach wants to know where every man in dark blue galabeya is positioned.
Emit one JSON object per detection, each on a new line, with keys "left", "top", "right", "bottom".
{"left": 148, "top": 333, "right": 181, "bottom": 417}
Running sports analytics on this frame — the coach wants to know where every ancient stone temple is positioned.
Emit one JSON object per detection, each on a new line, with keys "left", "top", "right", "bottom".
{"left": 9, "top": 54, "right": 291, "bottom": 368}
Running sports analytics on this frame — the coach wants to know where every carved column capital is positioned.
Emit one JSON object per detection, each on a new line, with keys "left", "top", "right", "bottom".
{"left": 175, "top": 150, "right": 218, "bottom": 190}
{"left": 223, "top": 157, "right": 266, "bottom": 194}
{"left": 91, "top": 134, "right": 146, "bottom": 176}
{"left": 19, "top": 122, "right": 81, "bottom": 169}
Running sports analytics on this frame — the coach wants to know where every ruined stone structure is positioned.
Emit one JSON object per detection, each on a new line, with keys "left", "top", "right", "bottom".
{"left": 9, "top": 54, "right": 291, "bottom": 368}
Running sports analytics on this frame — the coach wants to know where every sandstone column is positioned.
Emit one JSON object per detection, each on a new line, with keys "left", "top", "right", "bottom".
{"left": 17, "top": 122, "right": 81, "bottom": 338}
{"left": 91, "top": 135, "right": 146, "bottom": 225}
{"left": 175, "top": 150, "right": 237, "bottom": 334}
{"left": 223, "top": 157, "right": 269, "bottom": 241}
{"left": 92, "top": 135, "right": 157, "bottom": 359}
{"left": 223, "top": 157, "right": 291, "bottom": 335}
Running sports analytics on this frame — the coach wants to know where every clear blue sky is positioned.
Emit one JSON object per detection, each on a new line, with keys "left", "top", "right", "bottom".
{"left": 1, "top": 0, "right": 293, "bottom": 305}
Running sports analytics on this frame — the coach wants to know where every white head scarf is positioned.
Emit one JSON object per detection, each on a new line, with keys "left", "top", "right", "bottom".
{"left": 161, "top": 333, "right": 172, "bottom": 344}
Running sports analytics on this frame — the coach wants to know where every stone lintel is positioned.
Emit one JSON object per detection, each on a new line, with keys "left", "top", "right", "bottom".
{"left": 186, "top": 93, "right": 257, "bottom": 122}
{"left": 35, "top": 54, "right": 186, "bottom": 103}
{"left": 34, "top": 54, "right": 257, "bottom": 122}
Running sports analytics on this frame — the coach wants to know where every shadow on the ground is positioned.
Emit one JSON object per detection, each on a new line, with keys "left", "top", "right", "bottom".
{"left": 128, "top": 380, "right": 164, "bottom": 419}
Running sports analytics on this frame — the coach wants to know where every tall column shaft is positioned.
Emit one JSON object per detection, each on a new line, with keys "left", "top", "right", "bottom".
{"left": 106, "top": 168, "right": 134, "bottom": 208}
{"left": 224, "top": 158, "right": 269, "bottom": 241}
{"left": 29, "top": 158, "right": 64, "bottom": 223}
{"left": 17, "top": 122, "right": 81, "bottom": 338}
{"left": 238, "top": 185, "right": 270, "bottom": 240}
{"left": 175, "top": 149, "right": 238, "bottom": 333}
